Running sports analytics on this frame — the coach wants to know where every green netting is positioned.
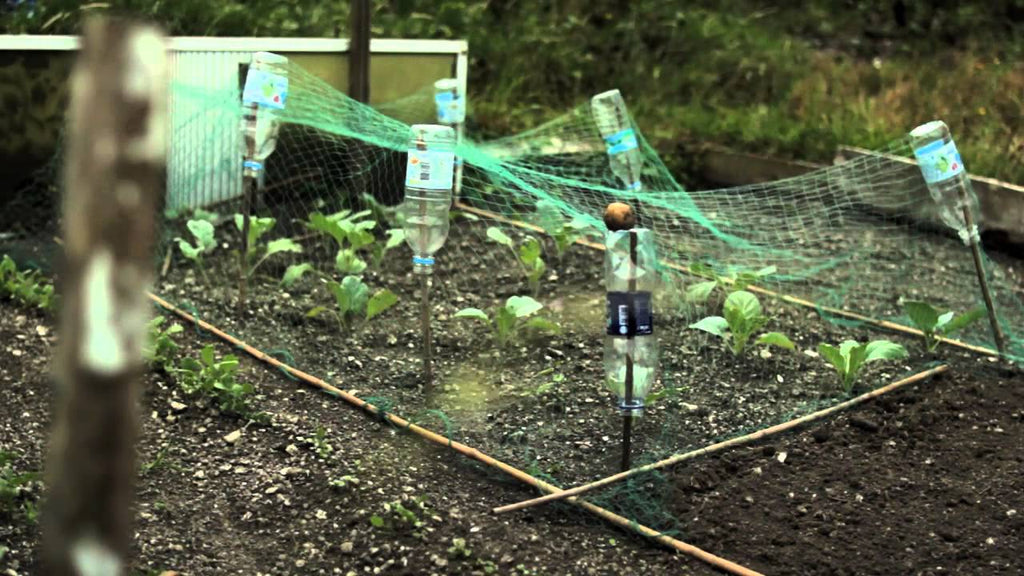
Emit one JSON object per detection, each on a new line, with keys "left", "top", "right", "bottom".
{"left": 4, "top": 55, "right": 1023, "bottom": 549}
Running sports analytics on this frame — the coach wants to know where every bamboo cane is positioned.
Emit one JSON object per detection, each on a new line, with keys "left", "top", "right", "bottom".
{"left": 146, "top": 292, "right": 764, "bottom": 576}
{"left": 452, "top": 202, "right": 1000, "bottom": 358}
{"left": 493, "top": 364, "right": 948, "bottom": 515}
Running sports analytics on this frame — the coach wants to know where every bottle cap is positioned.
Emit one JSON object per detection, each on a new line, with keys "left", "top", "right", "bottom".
{"left": 434, "top": 78, "right": 459, "bottom": 93}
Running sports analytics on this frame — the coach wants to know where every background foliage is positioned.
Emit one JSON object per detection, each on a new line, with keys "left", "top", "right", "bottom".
{"left": 2, "top": 0, "right": 1023, "bottom": 183}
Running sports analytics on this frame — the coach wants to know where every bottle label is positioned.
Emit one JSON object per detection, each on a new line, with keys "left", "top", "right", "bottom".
{"left": 435, "top": 92, "right": 466, "bottom": 124}
{"left": 242, "top": 68, "right": 288, "bottom": 110}
{"left": 606, "top": 291, "right": 654, "bottom": 337}
{"left": 913, "top": 139, "right": 964, "bottom": 184}
{"left": 405, "top": 150, "right": 455, "bottom": 190}
{"left": 604, "top": 128, "right": 638, "bottom": 155}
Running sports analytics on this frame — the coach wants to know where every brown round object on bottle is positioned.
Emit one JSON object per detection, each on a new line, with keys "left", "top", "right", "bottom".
{"left": 604, "top": 202, "right": 636, "bottom": 231}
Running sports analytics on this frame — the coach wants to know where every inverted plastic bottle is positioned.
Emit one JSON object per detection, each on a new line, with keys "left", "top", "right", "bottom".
{"left": 604, "top": 228, "right": 658, "bottom": 415}
{"left": 433, "top": 78, "right": 465, "bottom": 125}
{"left": 240, "top": 51, "right": 289, "bottom": 177}
{"left": 399, "top": 124, "right": 456, "bottom": 275}
{"left": 591, "top": 89, "right": 643, "bottom": 192}
{"left": 909, "top": 120, "right": 981, "bottom": 244}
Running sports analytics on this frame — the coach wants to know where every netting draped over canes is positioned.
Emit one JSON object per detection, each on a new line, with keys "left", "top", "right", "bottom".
{"left": 167, "top": 57, "right": 1022, "bottom": 359}
{"left": 7, "top": 54, "right": 1022, "bottom": 545}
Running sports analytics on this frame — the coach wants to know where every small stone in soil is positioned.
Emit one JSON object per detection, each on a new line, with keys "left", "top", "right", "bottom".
{"left": 811, "top": 427, "right": 831, "bottom": 443}
{"left": 849, "top": 415, "right": 880, "bottom": 432}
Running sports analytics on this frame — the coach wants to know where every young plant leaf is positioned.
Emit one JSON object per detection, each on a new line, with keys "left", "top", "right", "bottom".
{"left": 384, "top": 229, "right": 406, "bottom": 249}
{"left": 523, "top": 317, "right": 560, "bottom": 334}
{"left": 903, "top": 300, "right": 940, "bottom": 331}
{"left": 186, "top": 219, "right": 216, "bottom": 250}
{"left": 689, "top": 316, "right": 728, "bottom": 337}
{"left": 941, "top": 307, "right": 986, "bottom": 335}
{"left": 486, "top": 226, "right": 514, "bottom": 248}
{"left": 282, "top": 263, "right": 314, "bottom": 287}
{"left": 863, "top": 340, "right": 908, "bottom": 363}
{"left": 366, "top": 289, "right": 398, "bottom": 321}
{"left": 685, "top": 280, "right": 717, "bottom": 303}
{"left": 756, "top": 332, "right": 795, "bottom": 350}
{"left": 265, "top": 238, "right": 302, "bottom": 257}
{"left": 505, "top": 295, "right": 543, "bottom": 317}
{"left": 724, "top": 290, "right": 762, "bottom": 320}
{"left": 453, "top": 308, "right": 489, "bottom": 322}
{"left": 817, "top": 343, "right": 846, "bottom": 374}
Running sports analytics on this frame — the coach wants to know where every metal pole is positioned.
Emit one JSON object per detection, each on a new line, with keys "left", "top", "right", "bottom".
{"left": 348, "top": 0, "right": 371, "bottom": 103}
{"left": 45, "top": 18, "right": 165, "bottom": 574}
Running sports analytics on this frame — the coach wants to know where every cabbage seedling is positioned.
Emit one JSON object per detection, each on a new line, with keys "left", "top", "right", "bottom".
{"left": 689, "top": 290, "right": 794, "bottom": 356}
{"left": 233, "top": 214, "right": 302, "bottom": 277}
{"left": 308, "top": 275, "right": 398, "bottom": 330}
{"left": 176, "top": 219, "right": 217, "bottom": 283}
{"left": 817, "top": 340, "right": 908, "bottom": 394}
{"left": 454, "top": 295, "right": 559, "bottom": 347}
{"left": 486, "top": 227, "right": 546, "bottom": 296}
{"left": 902, "top": 300, "right": 985, "bottom": 352}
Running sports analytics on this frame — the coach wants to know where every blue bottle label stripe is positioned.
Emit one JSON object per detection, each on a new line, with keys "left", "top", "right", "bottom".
{"left": 913, "top": 140, "right": 964, "bottom": 184}
{"left": 604, "top": 128, "right": 638, "bottom": 155}
{"left": 243, "top": 160, "right": 263, "bottom": 171}
{"left": 413, "top": 256, "right": 435, "bottom": 266}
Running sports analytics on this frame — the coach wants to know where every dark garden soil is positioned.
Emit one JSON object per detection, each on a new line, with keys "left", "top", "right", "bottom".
{"left": 1, "top": 215, "right": 1023, "bottom": 575}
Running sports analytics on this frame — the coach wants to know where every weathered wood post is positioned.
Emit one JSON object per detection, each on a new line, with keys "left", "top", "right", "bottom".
{"left": 44, "top": 18, "right": 167, "bottom": 575}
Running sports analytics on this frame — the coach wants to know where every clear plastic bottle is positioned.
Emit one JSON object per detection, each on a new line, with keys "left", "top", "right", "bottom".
{"left": 240, "top": 52, "right": 289, "bottom": 176}
{"left": 399, "top": 124, "right": 456, "bottom": 275}
{"left": 591, "top": 89, "right": 644, "bottom": 192}
{"left": 433, "top": 78, "right": 465, "bottom": 125}
{"left": 604, "top": 228, "right": 659, "bottom": 415}
{"left": 909, "top": 120, "right": 981, "bottom": 244}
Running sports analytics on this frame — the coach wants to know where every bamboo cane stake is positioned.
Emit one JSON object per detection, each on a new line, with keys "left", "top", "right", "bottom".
{"left": 146, "top": 292, "right": 763, "bottom": 576}
{"left": 494, "top": 364, "right": 948, "bottom": 515}
{"left": 453, "top": 202, "right": 1001, "bottom": 358}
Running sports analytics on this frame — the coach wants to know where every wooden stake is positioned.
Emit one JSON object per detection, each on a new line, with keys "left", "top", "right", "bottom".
{"left": 45, "top": 18, "right": 166, "bottom": 574}
{"left": 958, "top": 192, "right": 1006, "bottom": 356}
{"left": 494, "top": 364, "right": 948, "bottom": 515}
{"left": 348, "top": 0, "right": 371, "bottom": 103}
{"left": 621, "top": 229, "right": 637, "bottom": 472}
{"left": 421, "top": 274, "right": 433, "bottom": 387}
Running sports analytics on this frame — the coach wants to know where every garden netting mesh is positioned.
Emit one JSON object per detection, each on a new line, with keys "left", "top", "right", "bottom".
{"left": 5, "top": 55, "right": 1023, "bottom": 542}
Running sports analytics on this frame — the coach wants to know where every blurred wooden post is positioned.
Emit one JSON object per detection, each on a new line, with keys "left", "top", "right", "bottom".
{"left": 44, "top": 18, "right": 166, "bottom": 575}
{"left": 349, "top": 0, "right": 371, "bottom": 103}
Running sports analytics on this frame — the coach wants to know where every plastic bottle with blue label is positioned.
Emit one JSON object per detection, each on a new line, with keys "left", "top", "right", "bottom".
{"left": 909, "top": 120, "right": 981, "bottom": 244}
{"left": 604, "top": 228, "right": 658, "bottom": 415}
{"left": 240, "top": 51, "right": 289, "bottom": 178}
{"left": 591, "top": 89, "right": 644, "bottom": 192}
{"left": 399, "top": 125, "right": 456, "bottom": 275}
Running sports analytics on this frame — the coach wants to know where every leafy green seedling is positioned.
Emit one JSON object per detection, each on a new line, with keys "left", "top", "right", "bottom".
{"left": 902, "top": 300, "right": 985, "bottom": 352}
{"left": 689, "top": 290, "right": 794, "bottom": 356}
{"left": 487, "top": 227, "right": 546, "bottom": 296}
{"left": 281, "top": 263, "right": 315, "bottom": 288}
{"left": 448, "top": 537, "right": 472, "bottom": 560}
{"left": 233, "top": 214, "right": 302, "bottom": 277}
{"left": 686, "top": 263, "right": 776, "bottom": 304}
{"left": 370, "top": 229, "right": 407, "bottom": 270}
{"left": 176, "top": 345, "right": 256, "bottom": 417}
{"left": 311, "top": 425, "right": 334, "bottom": 459}
{"left": 176, "top": 219, "right": 217, "bottom": 283}
{"left": 0, "top": 255, "right": 56, "bottom": 311}
{"left": 523, "top": 369, "right": 564, "bottom": 397}
{"left": 0, "top": 451, "right": 40, "bottom": 521}
{"left": 454, "top": 295, "right": 559, "bottom": 347}
{"left": 306, "top": 210, "right": 376, "bottom": 275}
{"left": 817, "top": 340, "right": 908, "bottom": 394}
{"left": 142, "top": 316, "right": 183, "bottom": 372}
{"left": 308, "top": 275, "right": 398, "bottom": 329}
{"left": 534, "top": 200, "right": 590, "bottom": 259}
